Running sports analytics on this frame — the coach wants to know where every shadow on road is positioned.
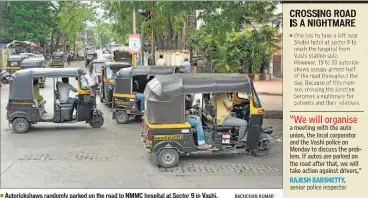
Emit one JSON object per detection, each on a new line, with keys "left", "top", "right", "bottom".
{"left": 25, "top": 125, "right": 99, "bottom": 133}
{"left": 264, "top": 110, "right": 283, "bottom": 119}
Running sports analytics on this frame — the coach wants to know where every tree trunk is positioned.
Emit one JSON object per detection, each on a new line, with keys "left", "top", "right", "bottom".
{"left": 176, "top": 31, "right": 181, "bottom": 50}
{"left": 73, "top": 33, "right": 76, "bottom": 53}
{"left": 166, "top": 15, "right": 173, "bottom": 50}
{"left": 182, "top": 22, "right": 187, "bottom": 50}
{"left": 55, "top": 29, "right": 61, "bottom": 51}
{"left": 50, "top": 29, "right": 56, "bottom": 52}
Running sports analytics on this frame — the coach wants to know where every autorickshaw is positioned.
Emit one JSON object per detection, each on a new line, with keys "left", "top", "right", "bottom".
{"left": 113, "top": 50, "right": 131, "bottom": 63}
{"left": 102, "top": 54, "right": 113, "bottom": 60}
{"left": 51, "top": 52, "right": 64, "bottom": 68}
{"left": 112, "top": 66, "right": 186, "bottom": 124}
{"left": 85, "top": 51, "right": 97, "bottom": 67}
{"left": 91, "top": 59, "right": 108, "bottom": 86}
{"left": 99, "top": 61, "right": 131, "bottom": 103}
{"left": 6, "top": 55, "right": 24, "bottom": 74}
{"left": 20, "top": 58, "right": 47, "bottom": 88}
{"left": 6, "top": 68, "right": 104, "bottom": 133}
{"left": 141, "top": 73, "right": 273, "bottom": 168}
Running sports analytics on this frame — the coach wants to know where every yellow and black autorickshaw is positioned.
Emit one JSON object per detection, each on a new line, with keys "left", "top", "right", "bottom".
{"left": 112, "top": 66, "right": 186, "bottom": 124}
{"left": 6, "top": 68, "right": 104, "bottom": 133}
{"left": 90, "top": 59, "right": 108, "bottom": 86}
{"left": 51, "top": 52, "right": 64, "bottom": 68}
{"left": 99, "top": 61, "right": 131, "bottom": 103}
{"left": 6, "top": 55, "right": 24, "bottom": 74}
{"left": 85, "top": 51, "right": 97, "bottom": 67}
{"left": 113, "top": 48, "right": 131, "bottom": 63}
{"left": 141, "top": 73, "right": 273, "bottom": 167}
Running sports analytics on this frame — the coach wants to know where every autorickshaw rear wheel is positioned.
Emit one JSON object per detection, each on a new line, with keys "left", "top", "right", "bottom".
{"left": 115, "top": 110, "right": 129, "bottom": 124}
{"left": 12, "top": 118, "right": 30, "bottom": 133}
{"left": 250, "top": 139, "right": 272, "bottom": 157}
{"left": 157, "top": 149, "right": 179, "bottom": 168}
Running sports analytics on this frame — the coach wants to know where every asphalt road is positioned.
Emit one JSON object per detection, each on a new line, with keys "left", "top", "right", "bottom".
{"left": 0, "top": 61, "right": 283, "bottom": 188}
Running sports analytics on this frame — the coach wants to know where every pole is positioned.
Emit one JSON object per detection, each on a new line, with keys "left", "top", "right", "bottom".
{"left": 151, "top": 1, "right": 155, "bottom": 65}
{"left": 141, "top": 24, "right": 144, "bottom": 66}
{"left": 100, "top": 34, "right": 103, "bottom": 50}
{"left": 132, "top": 9, "right": 136, "bottom": 66}
{"left": 73, "top": 34, "right": 76, "bottom": 54}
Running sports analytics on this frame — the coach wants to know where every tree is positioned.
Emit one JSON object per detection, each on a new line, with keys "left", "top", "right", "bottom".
{"left": 0, "top": 1, "right": 54, "bottom": 44}
{"left": 57, "top": 2, "right": 95, "bottom": 51}
{"left": 92, "top": 23, "right": 114, "bottom": 48}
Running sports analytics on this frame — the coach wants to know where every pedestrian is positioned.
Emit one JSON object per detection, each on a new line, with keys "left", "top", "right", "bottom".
{"left": 84, "top": 64, "right": 99, "bottom": 106}
{"left": 183, "top": 58, "right": 191, "bottom": 73}
{"left": 67, "top": 52, "right": 71, "bottom": 65}
{"left": 156, "top": 54, "right": 165, "bottom": 65}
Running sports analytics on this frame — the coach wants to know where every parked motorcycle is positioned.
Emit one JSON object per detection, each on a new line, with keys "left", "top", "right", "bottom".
{"left": 0, "top": 69, "right": 12, "bottom": 84}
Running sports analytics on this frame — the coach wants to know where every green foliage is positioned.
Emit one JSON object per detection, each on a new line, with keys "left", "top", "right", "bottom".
{"left": 92, "top": 23, "right": 114, "bottom": 47}
{"left": 0, "top": 1, "right": 55, "bottom": 44}
{"left": 57, "top": 2, "right": 95, "bottom": 48}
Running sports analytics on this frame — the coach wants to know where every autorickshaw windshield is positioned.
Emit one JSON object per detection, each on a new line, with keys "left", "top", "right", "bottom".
{"left": 94, "top": 63, "right": 104, "bottom": 72}
{"left": 106, "top": 67, "right": 120, "bottom": 79}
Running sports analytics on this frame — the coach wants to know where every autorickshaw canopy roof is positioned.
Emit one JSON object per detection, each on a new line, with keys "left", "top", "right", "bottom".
{"left": 20, "top": 58, "right": 45, "bottom": 67}
{"left": 144, "top": 73, "right": 252, "bottom": 102}
{"left": 52, "top": 52, "right": 64, "bottom": 57}
{"left": 9, "top": 68, "right": 85, "bottom": 101}
{"left": 8, "top": 55, "right": 23, "bottom": 62}
{"left": 92, "top": 59, "right": 108, "bottom": 63}
{"left": 87, "top": 51, "right": 97, "bottom": 55}
{"left": 116, "top": 66, "right": 183, "bottom": 78}
{"left": 104, "top": 61, "right": 131, "bottom": 69}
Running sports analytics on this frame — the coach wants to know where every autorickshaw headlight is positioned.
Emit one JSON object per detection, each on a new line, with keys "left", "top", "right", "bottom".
{"left": 10, "top": 62, "right": 17, "bottom": 66}
{"left": 129, "top": 99, "right": 135, "bottom": 102}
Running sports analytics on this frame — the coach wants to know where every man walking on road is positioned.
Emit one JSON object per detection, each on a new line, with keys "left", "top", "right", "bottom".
{"left": 156, "top": 54, "right": 165, "bottom": 65}
{"left": 183, "top": 58, "right": 191, "bottom": 72}
{"left": 85, "top": 64, "right": 99, "bottom": 105}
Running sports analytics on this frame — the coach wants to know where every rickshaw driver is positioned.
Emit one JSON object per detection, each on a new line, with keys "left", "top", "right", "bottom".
{"left": 132, "top": 79, "right": 145, "bottom": 113}
{"left": 57, "top": 77, "right": 78, "bottom": 113}
{"left": 185, "top": 95, "right": 212, "bottom": 149}
{"left": 211, "top": 93, "right": 248, "bottom": 143}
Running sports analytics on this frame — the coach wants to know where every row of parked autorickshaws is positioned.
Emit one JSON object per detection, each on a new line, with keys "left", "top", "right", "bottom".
{"left": 5, "top": 59, "right": 274, "bottom": 168}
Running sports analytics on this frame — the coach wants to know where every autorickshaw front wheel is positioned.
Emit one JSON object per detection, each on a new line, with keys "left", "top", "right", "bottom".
{"left": 12, "top": 118, "right": 30, "bottom": 133}
{"left": 157, "top": 149, "right": 179, "bottom": 168}
{"left": 115, "top": 110, "right": 129, "bottom": 124}
{"left": 89, "top": 115, "right": 104, "bottom": 128}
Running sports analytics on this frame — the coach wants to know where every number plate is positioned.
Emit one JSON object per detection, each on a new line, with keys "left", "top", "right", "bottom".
{"left": 222, "top": 134, "right": 231, "bottom": 144}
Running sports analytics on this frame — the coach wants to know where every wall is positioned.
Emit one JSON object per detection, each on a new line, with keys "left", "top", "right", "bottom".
{"left": 0, "top": 49, "right": 9, "bottom": 69}
{"left": 154, "top": 50, "right": 190, "bottom": 66}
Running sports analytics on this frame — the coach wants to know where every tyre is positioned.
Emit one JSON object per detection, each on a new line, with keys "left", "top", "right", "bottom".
{"left": 12, "top": 118, "right": 30, "bottom": 133}
{"left": 157, "top": 148, "right": 179, "bottom": 168}
{"left": 251, "top": 139, "right": 272, "bottom": 157}
{"left": 115, "top": 110, "right": 129, "bottom": 124}
{"left": 89, "top": 115, "right": 104, "bottom": 128}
